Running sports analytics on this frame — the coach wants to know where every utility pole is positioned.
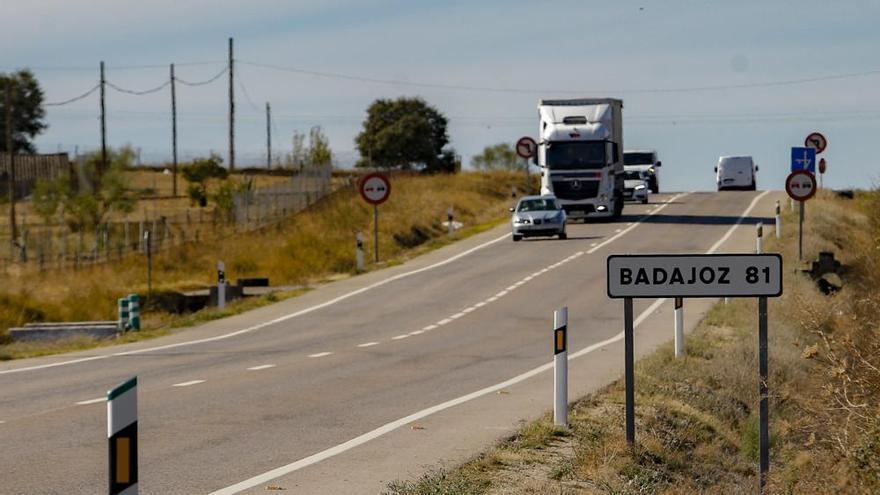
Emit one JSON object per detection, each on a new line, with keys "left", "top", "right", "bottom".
{"left": 170, "top": 63, "right": 178, "bottom": 197}
{"left": 4, "top": 85, "right": 17, "bottom": 246}
{"left": 228, "top": 37, "right": 235, "bottom": 171}
{"left": 266, "top": 102, "right": 271, "bottom": 169}
{"left": 99, "top": 61, "right": 107, "bottom": 176}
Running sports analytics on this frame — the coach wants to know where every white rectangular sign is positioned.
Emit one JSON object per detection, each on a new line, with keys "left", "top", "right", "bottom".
{"left": 607, "top": 254, "right": 783, "bottom": 298}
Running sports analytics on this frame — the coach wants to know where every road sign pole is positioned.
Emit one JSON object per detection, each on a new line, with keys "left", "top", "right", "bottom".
{"left": 758, "top": 296, "right": 770, "bottom": 492}
{"left": 775, "top": 201, "right": 781, "bottom": 239}
{"left": 108, "top": 377, "right": 138, "bottom": 495}
{"left": 624, "top": 297, "right": 635, "bottom": 445}
{"left": 673, "top": 297, "right": 684, "bottom": 358}
{"left": 798, "top": 201, "right": 804, "bottom": 261}
{"left": 373, "top": 204, "right": 379, "bottom": 263}
{"left": 553, "top": 306, "right": 568, "bottom": 428}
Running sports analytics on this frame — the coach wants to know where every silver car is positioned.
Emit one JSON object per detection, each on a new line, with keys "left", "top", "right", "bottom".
{"left": 510, "top": 195, "right": 567, "bottom": 241}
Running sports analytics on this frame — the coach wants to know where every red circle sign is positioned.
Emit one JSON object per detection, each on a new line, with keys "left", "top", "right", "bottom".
{"left": 805, "top": 132, "right": 827, "bottom": 154}
{"left": 515, "top": 137, "right": 537, "bottom": 159}
{"left": 359, "top": 172, "right": 391, "bottom": 205}
{"left": 818, "top": 158, "right": 827, "bottom": 174}
{"left": 785, "top": 170, "right": 817, "bottom": 201}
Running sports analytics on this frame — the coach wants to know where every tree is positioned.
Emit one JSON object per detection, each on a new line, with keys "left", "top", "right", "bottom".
{"left": 181, "top": 153, "right": 228, "bottom": 206}
{"left": 472, "top": 143, "right": 520, "bottom": 171}
{"left": 355, "top": 97, "right": 454, "bottom": 172}
{"left": 0, "top": 69, "right": 47, "bottom": 153}
{"left": 286, "top": 126, "right": 333, "bottom": 169}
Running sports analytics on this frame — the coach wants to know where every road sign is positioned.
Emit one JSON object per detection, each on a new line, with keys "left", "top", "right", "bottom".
{"left": 515, "top": 136, "right": 537, "bottom": 159}
{"left": 359, "top": 172, "right": 391, "bottom": 205}
{"left": 607, "top": 254, "right": 783, "bottom": 298}
{"left": 791, "top": 147, "right": 816, "bottom": 173}
{"left": 785, "top": 170, "right": 817, "bottom": 201}
{"left": 818, "top": 158, "right": 827, "bottom": 174}
{"left": 805, "top": 132, "right": 827, "bottom": 154}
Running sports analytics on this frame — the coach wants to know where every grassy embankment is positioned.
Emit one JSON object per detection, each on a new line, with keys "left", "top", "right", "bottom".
{"left": 0, "top": 171, "right": 529, "bottom": 360}
{"left": 385, "top": 190, "right": 880, "bottom": 495}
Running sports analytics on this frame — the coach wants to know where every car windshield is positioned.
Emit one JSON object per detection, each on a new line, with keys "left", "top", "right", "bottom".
{"left": 624, "top": 171, "right": 644, "bottom": 180}
{"left": 546, "top": 142, "right": 607, "bottom": 170}
{"left": 517, "top": 199, "right": 560, "bottom": 212}
{"left": 624, "top": 153, "right": 654, "bottom": 165}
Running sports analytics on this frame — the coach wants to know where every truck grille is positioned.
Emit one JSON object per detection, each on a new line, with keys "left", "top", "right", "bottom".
{"left": 552, "top": 180, "right": 599, "bottom": 200}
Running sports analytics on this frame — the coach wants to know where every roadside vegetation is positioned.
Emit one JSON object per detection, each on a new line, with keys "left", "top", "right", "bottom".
{"left": 0, "top": 171, "right": 529, "bottom": 358}
{"left": 384, "top": 189, "right": 880, "bottom": 494}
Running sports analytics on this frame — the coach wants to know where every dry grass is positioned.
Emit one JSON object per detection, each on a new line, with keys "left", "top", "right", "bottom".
{"left": 386, "top": 189, "right": 880, "bottom": 495}
{"left": 0, "top": 171, "right": 526, "bottom": 358}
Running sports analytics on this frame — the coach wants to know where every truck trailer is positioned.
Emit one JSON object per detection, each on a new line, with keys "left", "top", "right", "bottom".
{"left": 537, "top": 98, "right": 624, "bottom": 220}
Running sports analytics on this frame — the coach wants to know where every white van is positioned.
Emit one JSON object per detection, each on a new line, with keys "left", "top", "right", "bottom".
{"left": 715, "top": 156, "right": 758, "bottom": 191}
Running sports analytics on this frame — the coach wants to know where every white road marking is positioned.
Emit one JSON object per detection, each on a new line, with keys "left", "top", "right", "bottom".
{"left": 308, "top": 352, "right": 332, "bottom": 358}
{"left": 357, "top": 342, "right": 379, "bottom": 348}
{"left": 75, "top": 398, "right": 105, "bottom": 406}
{"left": 173, "top": 380, "right": 205, "bottom": 388}
{"left": 422, "top": 325, "right": 438, "bottom": 331}
{"left": 0, "top": 232, "right": 513, "bottom": 376}
{"left": 409, "top": 330, "right": 425, "bottom": 335}
{"left": 505, "top": 285, "right": 517, "bottom": 291}
{"left": 495, "top": 290, "right": 508, "bottom": 297}
{"left": 392, "top": 335, "right": 410, "bottom": 340}
{"left": 708, "top": 191, "right": 771, "bottom": 254}
{"left": 462, "top": 307, "right": 476, "bottom": 313}
{"left": 615, "top": 228, "right": 622, "bottom": 233}
{"left": 486, "top": 296, "right": 499, "bottom": 302}
{"left": 473, "top": 302, "right": 486, "bottom": 308}
{"left": 211, "top": 191, "right": 768, "bottom": 495}
{"left": 436, "top": 318, "right": 452, "bottom": 326}
{"left": 247, "top": 364, "right": 276, "bottom": 371}
{"left": 0, "top": 420, "right": 5, "bottom": 424}
{"left": 590, "top": 243, "right": 597, "bottom": 247}
{"left": 586, "top": 193, "right": 686, "bottom": 255}
{"left": 450, "top": 312, "right": 466, "bottom": 319}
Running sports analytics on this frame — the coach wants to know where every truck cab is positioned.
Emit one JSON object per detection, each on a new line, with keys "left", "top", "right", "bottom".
{"left": 623, "top": 150, "right": 661, "bottom": 193}
{"left": 537, "top": 98, "right": 624, "bottom": 221}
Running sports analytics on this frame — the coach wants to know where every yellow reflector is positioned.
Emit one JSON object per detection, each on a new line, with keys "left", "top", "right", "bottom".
{"left": 116, "top": 437, "right": 130, "bottom": 483}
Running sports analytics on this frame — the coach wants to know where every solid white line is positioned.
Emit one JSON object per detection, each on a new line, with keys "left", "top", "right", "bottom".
{"left": 172, "top": 380, "right": 205, "bottom": 388}
{"left": 409, "top": 330, "right": 425, "bottom": 335}
{"left": 495, "top": 290, "right": 508, "bottom": 297}
{"left": 422, "top": 325, "right": 438, "bottom": 331}
{"left": 247, "top": 364, "right": 276, "bottom": 371}
{"left": 473, "top": 302, "right": 486, "bottom": 308}
{"left": 308, "top": 352, "right": 332, "bottom": 358}
{"left": 461, "top": 307, "right": 476, "bottom": 313}
{"left": 392, "top": 335, "right": 410, "bottom": 340}
{"left": 436, "top": 318, "right": 452, "bottom": 326}
{"left": 357, "top": 342, "right": 379, "bottom": 348}
{"left": 505, "top": 285, "right": 517, "bottom": 291}
{"left": 0, "top": 420, "right": 5, "bottom": 424}
{"left": 707, "top": 191, "right": 771, "bottom": 254}
{"left": 0, "top": 232, "right": 512, "bottom": 376}
{"left": 75, "top": 397, "right": 105, "bottom": 406}
{"left": 486, "top": 296, "right": 499, "bottom": 302}
{"left": 586, "top": 193, "right": 686, "bottom": 255}
{"left": 450, "top": 312, "right": 466, "bottom": 319}
{"left": 210, "top": 190, "right": 764, "bottom": 495}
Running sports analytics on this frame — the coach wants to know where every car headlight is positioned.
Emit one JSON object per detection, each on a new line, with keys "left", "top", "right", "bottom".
{"left": 635, "top": 185, "right": 646, "bottom": 190}
{"left": 515, "top": 216, "right": 531, "bottom": 224}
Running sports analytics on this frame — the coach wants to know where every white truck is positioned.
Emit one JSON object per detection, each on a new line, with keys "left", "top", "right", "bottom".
{"left": 537, "top": 98, "right": 624, "bottom": 221}
{"left": 623, "top": 150, "right": 661, "bottom": 193}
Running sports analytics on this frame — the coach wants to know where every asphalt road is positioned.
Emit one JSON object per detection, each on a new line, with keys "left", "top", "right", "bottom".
{"left": 0, "top": 190, "right": 780, "bottom": 494}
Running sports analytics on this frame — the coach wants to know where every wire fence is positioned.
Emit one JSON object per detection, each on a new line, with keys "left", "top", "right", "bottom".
{"left": 1, "top": 164, "right": 333, "bottom": 272}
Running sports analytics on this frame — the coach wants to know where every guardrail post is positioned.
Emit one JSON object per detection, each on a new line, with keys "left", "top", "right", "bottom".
{"left": 756, "top": 223, "right": 764, "bottom": 254}
{"left": 355, "top": 231, "right": 365, "bottom": 272}
{"left": 108, "top": 377, "right": 138, "bottom": 495}
{"left": 775, "top": 201, "right": 781, "bottom": 239}
{"left": 553, "top": 306, "right": 568, "bottom": 428}
{"left": 674, "top": 297, "right": 684, "bottom": 358}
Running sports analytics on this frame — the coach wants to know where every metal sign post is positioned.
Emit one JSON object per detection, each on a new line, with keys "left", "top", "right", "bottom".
{"left": 373, "top": 204, "right": 379, "bottom": 263}
{"left": 516, "top": 137, "right": 537, "bottom": 194}
{"left": 359, "top": 172, "right": 391, "bottom": 264}
{"left": 608, "top": 254, "right": 783, "bottom": 492}
{"left": 785, "top": 170, "right": 817, "bottom": 262}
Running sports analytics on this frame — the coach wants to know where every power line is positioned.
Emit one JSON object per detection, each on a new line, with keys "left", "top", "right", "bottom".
{"left": 177, "top": 66, "right": 228, "bottom": 86}
{"left": 44, "top": 84, "right": 101, "bottom": 106}
{"left": 234, "top": 67, "right": 261, "bottom": 112}
{"left": 106, "top": 80, "right": 171, "bottom": 96}
{"left": 2, "top": 61, "right": 227, "bottom": 72}
{"left": 239, "top": 59, "right": 880, "bottom": 95}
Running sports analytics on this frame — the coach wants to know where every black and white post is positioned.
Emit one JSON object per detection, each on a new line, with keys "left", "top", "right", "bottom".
{"left": 108, "top": 377, "right": 138, "bottom": 495}
{"left": 447, "top": 206, "right": 455, "bottom": 239}
{"left": 355, "top": 232, "right": 365, "bottom": 272}
{"left": 674, "top": 297, "right": 684, "bottom": 358}
{"left": 217, "top": 260, "right": 226, "bottom": 310}
{"left": 553, "top": 306, "right": 568, "bottom": 428}
{"left": 775, "top": 201, "right": 781, "bottom": 239}
{"left": 756, "top": 223, "right": 764, "bottom": 254}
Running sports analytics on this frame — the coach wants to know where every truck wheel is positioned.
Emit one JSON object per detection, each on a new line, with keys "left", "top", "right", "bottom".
{"left": 651, "top": 180, "right": 659, "bottom": 194}
{"left": 612, "top": 196, "right": 624, "bottom": 218}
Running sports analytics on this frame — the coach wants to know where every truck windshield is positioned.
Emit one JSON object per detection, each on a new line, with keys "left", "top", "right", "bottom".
{"left": 546, "top": 142, "right": 606, "bottom": 170}
{"left": 624, "top": 152, "right": 654, "bottom": 165}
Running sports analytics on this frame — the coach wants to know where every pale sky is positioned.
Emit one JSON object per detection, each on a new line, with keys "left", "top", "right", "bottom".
{"left": 3, "top": 0, "right": 879, "bottom": 191}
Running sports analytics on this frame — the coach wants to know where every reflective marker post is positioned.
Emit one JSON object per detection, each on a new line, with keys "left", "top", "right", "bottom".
{"left": 108, "top": 377, "right": 138, "bottom": 495}
{"left": 673, "top": 297, "right": 684, "bottom": 358}
{"left": 553, "top": 306, "right": 568, "bottom": 428}
{"left": 775, "top": 201, "right": 782, "bottom": 239}
{"left": 756, "top": 223, "right": 764, "bottom": 254}
{"left": 447, "top": 206, "right": 455, "bottom": 239}
{"left": 217, "top": 260, "right": 226, "bottom": 310}
{"left": 355, "top": 232, "right": 365, "bottom": 272}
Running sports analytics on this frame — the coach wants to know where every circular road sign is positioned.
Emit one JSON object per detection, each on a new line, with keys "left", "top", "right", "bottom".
{"left": 818, "top": 158, "right": 827, "bottom": 174}
{"left": 359, "top": 172, "right": 391, "bottom": 205}
{"left": 785, "top": 170, "right": 817, "bottom": 201}
{"left": 515, "top": 136, "right": 537, "bottom": 159}
{"left": 805, "top": 132, "right": 828, "bottom": 154}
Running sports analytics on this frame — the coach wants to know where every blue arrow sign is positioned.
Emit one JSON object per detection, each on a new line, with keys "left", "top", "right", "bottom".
{"left": 791, "top": 147, "right": 816, "bottom": 173}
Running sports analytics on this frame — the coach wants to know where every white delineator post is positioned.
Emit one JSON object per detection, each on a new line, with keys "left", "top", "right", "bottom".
{"left": 553, "top": 306, "right": 568, "bottom": 427}
{"left": 108, "top": 377, "right": 138, "bottom": 495}
{"left": 447, "top": 206, "right": 454, "bottom": 239}
{"left": 775, "top": 201, "right": 782, "bottom": 239}
{"left": 756, "top": 222, "right": 764, "bottom": 254}
{"left": 674, "top": 297, "right": 684, "bottom": 358}
{"left": 217, "top": 260, "right": 226, "bottom": 310}
{"left": 355, "top": 231, "right": 365, "bottom": 272}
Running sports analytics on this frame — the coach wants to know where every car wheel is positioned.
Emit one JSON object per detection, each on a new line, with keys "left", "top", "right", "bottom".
{"left": 558, "top": 232, "right": 567, "bottom": 240}
{"left": 641, "top": 197, "right": 648, "bottom": 204}
{"left": 512, "top": 234, "right": 522, "bottom": 242}
{"left": 651, "top": 181, "right": 659, "bottom": 194}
